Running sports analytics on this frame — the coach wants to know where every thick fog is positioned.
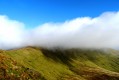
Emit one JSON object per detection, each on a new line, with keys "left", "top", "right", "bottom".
{"left": 0, "top": 11, "right": 119, "bottom": 50}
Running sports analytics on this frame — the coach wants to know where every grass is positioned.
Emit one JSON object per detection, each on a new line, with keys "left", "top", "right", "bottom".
{"left": 2, "top": 47, "right": 119, "bottom": 80}
{"left": 0, "top": 51, "right": 44, "bottom": 80}
{"left": 4, "top": 47, "right": 80, "bottom": 80}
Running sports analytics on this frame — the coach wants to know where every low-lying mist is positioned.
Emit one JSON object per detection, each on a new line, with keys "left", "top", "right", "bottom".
{"left": 0, "top": 11, "right": 119, "bottom": 50}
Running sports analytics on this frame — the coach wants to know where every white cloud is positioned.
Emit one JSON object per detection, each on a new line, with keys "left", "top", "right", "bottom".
{"left": 0, "top": 15, "right": 25, "bottom": 49}
{"left": 1, "top": 11, "right": 119, "bottom": 49}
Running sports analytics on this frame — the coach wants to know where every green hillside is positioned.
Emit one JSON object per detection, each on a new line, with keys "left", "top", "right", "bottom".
{"left": 1, "top": 47, "right": 119, "bottom": 80}
{"left": 0, "top": 49, "right": 44, "bottom": 80}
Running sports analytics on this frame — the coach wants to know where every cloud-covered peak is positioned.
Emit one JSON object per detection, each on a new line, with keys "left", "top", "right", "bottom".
{"left": 0, "top": 11, "right": 119, "bottom": 49}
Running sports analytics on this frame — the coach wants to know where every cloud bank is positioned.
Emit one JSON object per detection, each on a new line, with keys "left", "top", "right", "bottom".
{"left": 0, "top": 11, "right": 119, "bottom": 49}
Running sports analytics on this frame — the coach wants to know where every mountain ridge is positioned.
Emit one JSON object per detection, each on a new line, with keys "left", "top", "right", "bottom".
{"left": 0, "top": 46, "right": 119, "bottom": 80}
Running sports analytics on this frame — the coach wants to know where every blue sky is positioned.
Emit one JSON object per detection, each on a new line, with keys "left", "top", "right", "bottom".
{"left": 0, "top": 0, "right": 119, "bottom": 28}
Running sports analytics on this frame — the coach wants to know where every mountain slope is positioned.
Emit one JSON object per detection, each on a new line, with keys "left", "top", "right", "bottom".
{"left": 4, "top": 47, "right": 84, "bottom": 80}
{"left": 0, "top": 49, "right": 45, "bottom": 80}
{"left": 2, "top": 47, "right": 119, "bottom": 80}
{"left": 63, "top": 49, "right": 119, "bottom": 72}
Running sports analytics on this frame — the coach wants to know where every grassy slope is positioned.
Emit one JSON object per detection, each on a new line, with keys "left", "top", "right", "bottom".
{"left": 4, "top": 47, "right": 84, "bottom": 80}
{"left": 3, "top": 47, "right": 119, "bottom": 80}
{"left": 72, "top": 49, "right": 119, "bottom": 72}
{"left": 0, "top": 50, "right": 44, "bottom": 80}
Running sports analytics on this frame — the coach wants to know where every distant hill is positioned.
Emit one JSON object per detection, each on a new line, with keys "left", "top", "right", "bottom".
{"left": 1, "top": 47, "right": 119, "bottom": 80}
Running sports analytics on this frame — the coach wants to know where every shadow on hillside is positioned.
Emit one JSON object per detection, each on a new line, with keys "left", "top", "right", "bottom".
{"left": 40, "top": 48, "right": 76, "bottom": 66}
